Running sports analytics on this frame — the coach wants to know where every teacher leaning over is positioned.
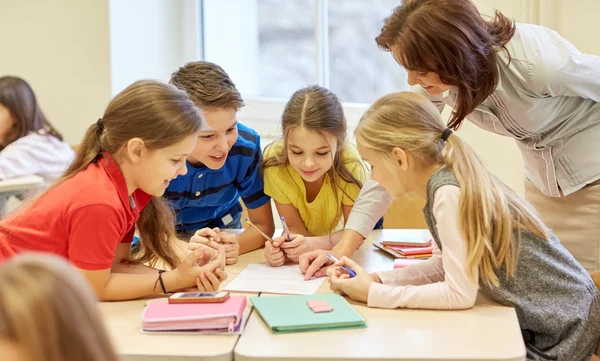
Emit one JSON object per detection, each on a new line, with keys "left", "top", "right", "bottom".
{"left": 300, "top": 0, "right": 600, "bottom": 277}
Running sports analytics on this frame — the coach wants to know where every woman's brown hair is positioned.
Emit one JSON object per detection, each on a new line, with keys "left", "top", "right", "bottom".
{"left": 376, "top": 0, "right": 516, "bottom": 129}
{"left": 0, "top": 254, "right": 120, "bottom": 361}
{"left": 43, "top": 80, "right": 203, "bottom": 268}
{"left": 261, "top": 85, "right": 365, "bottom": 234}
{"left": 0, "top": 76, "right": 64, "bottom": 148}
{"left": 356, "top": 92, "right": 549, "bottom": 287}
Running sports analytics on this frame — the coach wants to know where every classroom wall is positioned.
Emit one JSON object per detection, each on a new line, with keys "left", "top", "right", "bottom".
{"left": 1, "top": 0, "right": 597, "bottom": 212}
{"left": 0, "top": 0, "right": 112, "bottom": 145}
{"left": 109, "top": 0, "right": 200, "bottom": 96}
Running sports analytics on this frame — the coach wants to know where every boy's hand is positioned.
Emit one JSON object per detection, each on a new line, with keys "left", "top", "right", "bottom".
{"left": 219, "top": 231, "right": 240, "bottom": 265}
{"left": 264, "top": 240, "right": 286, "bottom": 267}
{"left": 189, "top": 227, "right": 222, "bottom": 251}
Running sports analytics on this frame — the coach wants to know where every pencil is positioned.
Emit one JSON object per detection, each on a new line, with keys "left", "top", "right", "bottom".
{"left": 244, "top": 218, "right": 275, "bottom": 243}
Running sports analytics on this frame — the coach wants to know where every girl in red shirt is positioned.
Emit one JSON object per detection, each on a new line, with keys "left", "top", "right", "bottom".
{"left": 0, "top": 80, "right": 227, "bottom": 300}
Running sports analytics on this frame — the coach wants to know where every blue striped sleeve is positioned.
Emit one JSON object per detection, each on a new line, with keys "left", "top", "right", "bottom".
{"left": 238, "top": 133, "right": 270, "bottom": 209}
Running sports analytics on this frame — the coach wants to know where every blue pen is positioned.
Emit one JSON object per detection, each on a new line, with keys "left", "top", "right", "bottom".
{"left": 280, "top": 216, "right": 292, "bottom": 242}
{"left": 326, "top": 253, "right": 357, "bottom": 278}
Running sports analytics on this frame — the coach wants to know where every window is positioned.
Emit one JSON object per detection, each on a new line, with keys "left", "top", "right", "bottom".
{"left": 201, "top": 0, "right": 408, "bottom": 136}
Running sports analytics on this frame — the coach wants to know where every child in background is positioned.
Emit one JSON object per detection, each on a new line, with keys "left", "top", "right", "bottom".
{"left": 0, "top": 254, "right": 119, "bottom": 361}
{"left": 0, "top": 80, "right": 227, "bottom": 300}
{"left": 261, "top": 85, "right": 368, "bottom": 266}
{"left": 328, "top": 92, "right": 600, "bottom": 361}
{"left": 0, "top": 76, "right": 74, "bottom": 182}
{"left": 167, "top": 61, "right": 274, "bottom": 264}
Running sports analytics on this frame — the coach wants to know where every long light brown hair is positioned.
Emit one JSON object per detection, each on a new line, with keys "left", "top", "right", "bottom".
{"left": 0, "top": 76, "right": 64, "bottom": 148}
{"left": 356, "top": 92, "right": 549, "bottom": 287}
{"left": 376, "top": 0, "right": 516, "bottom": 129}
{"left": 39, "top": 80, "right": 202, "bottom": 268}
{"left": 261, "top": 85, "right": 365, "bottom": 234}
{"left": 0, "top": 254, "right": 120, "bottom": 361}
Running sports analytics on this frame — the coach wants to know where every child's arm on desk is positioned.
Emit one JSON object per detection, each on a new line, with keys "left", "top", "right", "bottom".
{"left": 238, "top": 201, "right": 275, "bottom": 254}
{"left": 78, "top": 247, "right": 227, "bottom": 301}
{"left": 367, "top": 186, "right": 478, "bottom": 310}
{"left": 374, "top": 244, "right": 444, "bottom": 286}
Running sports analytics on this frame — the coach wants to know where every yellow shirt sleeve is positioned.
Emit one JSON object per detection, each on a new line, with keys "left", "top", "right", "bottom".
{"left": 340, "top": 145, "right": 367, "bottom": 205}
{"left": 262, "top": 141, "right": 293, "bottom": 204}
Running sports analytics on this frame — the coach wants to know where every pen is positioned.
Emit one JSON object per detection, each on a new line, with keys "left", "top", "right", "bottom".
{"left": 280, "top": 216, "right": 292, "bottom": 242}
{"left": 244, "top": 218, "right": 275, "bottom": 243}
{"left": 326, "top": 253, "right": 357, "bottom": 278}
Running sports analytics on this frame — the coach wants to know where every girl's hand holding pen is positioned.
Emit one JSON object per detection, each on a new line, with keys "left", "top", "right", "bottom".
{"left": 280, "top": 234, "right": 312, "bottom": 263}
{"left": 264, "top": 238, "right": 286, "bottom": 267}
{"left": 326, "top": 256, "right": 373, "bottom": 303}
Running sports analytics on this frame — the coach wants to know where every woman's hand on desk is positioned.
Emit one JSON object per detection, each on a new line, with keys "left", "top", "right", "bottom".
{"left": 326, "top": 257, "right": 373, "bottom": 303}
{"left": 299, "top": 250, "right": 335, "bottom": 279}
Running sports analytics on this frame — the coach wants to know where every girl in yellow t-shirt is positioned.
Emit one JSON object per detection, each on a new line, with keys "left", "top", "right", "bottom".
{"left": 260, "top": 85, "right": 367, "bottom": 266}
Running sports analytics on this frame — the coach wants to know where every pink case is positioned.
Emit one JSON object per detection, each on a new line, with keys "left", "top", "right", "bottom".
{"left": 142, "top": 295, "right": 246, "bottom": 332}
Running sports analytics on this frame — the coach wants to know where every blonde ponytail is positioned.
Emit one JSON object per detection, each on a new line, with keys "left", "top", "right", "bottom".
{"left": 442, "top": 134, "right": 548, "bottom": 286}
{"left": 356, "top": 91, "right": 549, "bottom": 287}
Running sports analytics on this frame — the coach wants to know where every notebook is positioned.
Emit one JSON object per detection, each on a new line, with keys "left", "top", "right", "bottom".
{"left": 379, "top": 229, "right": 433, "bottom": 247}
{"left": 373, "top": 241, "right": 432, "bottom": 259}
{"left": 387, "top": 244, "right": 434, "bottom": 256}
{"left": 141, "top": 295, "right": 246, "bottom": 334}
{"left": 250, "top": 294, "right": 366, "bottom": 333}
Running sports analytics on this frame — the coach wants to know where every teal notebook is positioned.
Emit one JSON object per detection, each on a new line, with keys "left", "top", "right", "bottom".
{"left": 250, "top": 294, "right": 366, "bottom": 333}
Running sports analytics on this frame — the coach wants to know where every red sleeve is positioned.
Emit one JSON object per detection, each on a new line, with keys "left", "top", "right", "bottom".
{"left": 67, "top": 204, "right": 126, "bottom": 270}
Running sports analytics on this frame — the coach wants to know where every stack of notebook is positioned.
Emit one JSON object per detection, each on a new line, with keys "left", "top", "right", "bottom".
{"left": 373, "top": 229, "right": 434, "bottom": 268}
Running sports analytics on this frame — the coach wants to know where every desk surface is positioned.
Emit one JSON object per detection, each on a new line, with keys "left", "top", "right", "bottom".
{"left": 234, "top": 230, "right": 526, "bottom": 361}
{"left": 99, "top": 290, "right": 256, "bottom": 361}
{"left": 0, "top": 175, "right": 44, "bottom": 193}
{"left": 100, "top": 230, "right": 525, "bottom": 361}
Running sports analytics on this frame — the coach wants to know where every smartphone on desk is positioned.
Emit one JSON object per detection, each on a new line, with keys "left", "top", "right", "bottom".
{"left": 168, "top": 291, "right": 230, "bottom": 304}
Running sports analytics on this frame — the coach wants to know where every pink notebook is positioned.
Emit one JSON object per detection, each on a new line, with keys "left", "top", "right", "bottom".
{"left": 141, "top": 295, "right": 246, "bottom": 333}
{"left": 388, "top": 244, "right": 434, "bottom": 256}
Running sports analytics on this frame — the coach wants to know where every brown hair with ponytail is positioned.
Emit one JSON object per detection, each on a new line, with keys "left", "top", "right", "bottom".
{"left": 41, "top": 80, "right": 203, "bottom": 268}
{"left": 355, "top": 92, "right": 549, "bottom": 287}
{"left": 376, "top": 0, "right": 516, "bottom": 129}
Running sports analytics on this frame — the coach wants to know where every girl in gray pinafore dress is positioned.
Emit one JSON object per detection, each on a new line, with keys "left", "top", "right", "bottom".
{"left": 333, "top": 92, "right": 600, "bottom": 361}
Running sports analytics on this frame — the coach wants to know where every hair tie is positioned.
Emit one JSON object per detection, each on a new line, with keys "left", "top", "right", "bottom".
{"left": 440, "top": 128, "right": 453, "bottom": 141}
{"left": 96, "top": 118, "right": 105, "bottom": 131}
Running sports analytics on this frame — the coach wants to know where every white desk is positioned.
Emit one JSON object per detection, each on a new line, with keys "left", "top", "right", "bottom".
{"left": 100, "top": 291, "right": 255, "bottom": 361}
{"left": 100, "top": 231, "right": 261, "bottom": 361}
{"left": 0, "top": 175, "right": 44, "bottom": 217}
{"left": 0, "top": 175, "right": 44, "bottom": 193}
{"left": 234, "top": 230, "right": 526, "bottom": 361}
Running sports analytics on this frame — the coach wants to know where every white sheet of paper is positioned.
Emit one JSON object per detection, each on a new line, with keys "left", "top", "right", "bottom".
{"left": 224, "top": 264, "right": 325, "bottom": 295}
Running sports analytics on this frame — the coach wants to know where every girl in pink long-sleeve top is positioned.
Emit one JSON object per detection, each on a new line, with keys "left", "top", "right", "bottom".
{"left": 327, "top": 92, "right": 600, "bottom": 361}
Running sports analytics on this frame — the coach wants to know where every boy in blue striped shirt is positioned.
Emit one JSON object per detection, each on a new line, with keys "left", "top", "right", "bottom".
{"left": 166, "top": 61, "right": 275, "bottom": 264}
